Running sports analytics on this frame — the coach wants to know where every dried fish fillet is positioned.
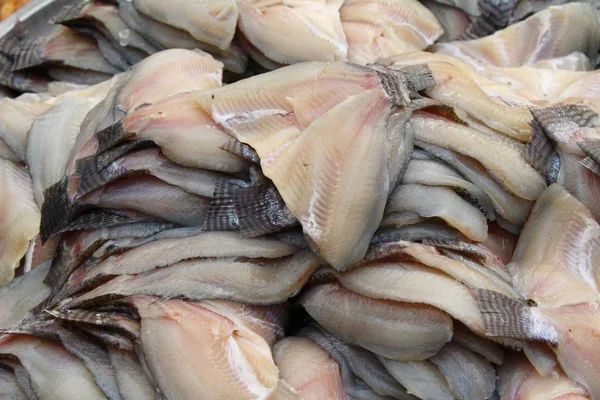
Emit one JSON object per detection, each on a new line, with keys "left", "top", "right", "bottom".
{"left": 379, "top": 357, "right": 454, "bottom": 400}
{"left": 0, "top": 98, "right": 51, "bottom": 162}
{"left": 0, "top": 335, "right": 107, "bottom": 400}
{"left": 299, "top": 282, "right": 453, "bottom": 360}
{"left": 131, "top": 295, "right": 279, "bottom": 400}
{"left": 107, "top": 348, "right": 156, "bottom": 400}
{"left": 63, "top": 250, "right": 321, "bottom": 308}
{"left": 0, "top": 159, "right": 40, "bottom": 284}
{"left": 122, "top": 93, "right": 248, "bottom": 172}
{"left": 338, "top": 261, "right": 485, "bottom": 334}
{"left": 273, "top": 337, "right": 345, "bottom": 400}
{"left": 497, "top": 353, "right": 589, "bottom": 400}
{"left": 238, "top": 0, "right": 347, "bottom": 65}
{"left": 409, "top": 114, "right": 547, "bottom": 200}
{"left": 421, "top": 0, "right": 471, "bottom": 41}
{"left": 340, "top": 0, "right": 443, "bottom": 64}
{"left": 433, "top": 4, "right": 600, "bottom": 68}
{"left": 386, "top": 183, "right": 489, "bottom": 241}
{"left": 133, "top": 0, "right": 238, "bottom": 50}
{"left": 431, "top": 343, "right": 496, "bottom": 400}
{"left": 508, "top": 184, "right": 600, "bottom": 308}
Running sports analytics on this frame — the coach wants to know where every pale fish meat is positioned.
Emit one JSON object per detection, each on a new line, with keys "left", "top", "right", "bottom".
{"left": 27, "top": 96, "right": 96, "bottom": 206}
{"left": 419, "top": 0, "right": 471, "bottom": 41}
{"left": 340, "top": 0, "right": 443, "bottom": 65}
{"left": 0, "top": 335, "right": 107, "bottom": 400}
{"left": 385, "top": 183, "right": 489, "bottom": 241}
{"left": 0, "top": 98, "right": 51, "bottom": 162}
{"left": 0, "top": 159, "right": 40, "bottom": 284}
{"left": 532, "top": 52, "right": 592, "bottom": 71}
{"left": 338, "top": 260, "right": 486, "bottom": 334}
{"left": 402, "top": 158, "right": 496, "bottom": 219}
{"left": 237, "top": 0, "right": 347, "bottom": 66}
{"left": 430, "top": 343, "right": 496, "bottom": 400}
{"left": 273, "top": 337, "right": 345, "bottom": 400}
{"left": 130, "top": 295, "right": 279, "bottom": 400}
{"left": 497, "top": 353, "right": 589, "bottom": 400}
{"left": 299, "top": 281, "right": 453, "bottom": 360}
{"left": 507, "top": 184, "right": 600, "bottom": 308}
{"left": 61, "top": 250, "right": 321, "bottom": 308}
{"left": 379, "top": 357, "right": 454, "bottom": 400}
{"left": 409, "top": 113, "right": 547, "bottom": 200}
{"left": 122, "top": 93, "right": 248, "bottom": 172}
{"left": 416, "top": 142, "right": 534, "bottom": 227}
{"left": 195, "top": 62, "right": 424, "bottom": 270}
{"left": 132, "top": 0, "right": 238, "bottom": 50}
{"left": 432, "top": 4, "right": 600, "bottom": 68}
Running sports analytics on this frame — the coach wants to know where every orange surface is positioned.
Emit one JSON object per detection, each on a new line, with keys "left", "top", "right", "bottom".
{"left": 0, "top": 0, "right": 30, "bottom": 21}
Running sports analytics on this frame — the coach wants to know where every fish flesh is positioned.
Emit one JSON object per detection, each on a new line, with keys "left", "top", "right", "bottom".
{"left": 299, "top": 281, "right": 453, "bottom": 360}
{"left": 0, "top": 98, "right": 51, "bottom": 162}
{"left": 340, "top": 0, "right": 443, "bottom": 64}
{"left": 0, "top": 159, "right": 40, "bottom": 284}
{"left": 273, "top": 337, "right": 345, "bottom": 400}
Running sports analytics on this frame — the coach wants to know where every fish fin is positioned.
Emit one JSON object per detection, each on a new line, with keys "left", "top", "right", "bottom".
{"left": 58, "top": 209, "right": 144, "bottom": 233}
{"left": 474, "top": 289, "right": 558, "bottom": 344}
{"left": 96, "top": 119, "right": 133, "bottom": 153}
{"left": 580, "top": 156, "right": 600, "bottom": 175}
{"left": 202, "top": 178, "right": 239, "bottom": 231}
{"left": 524, "top": 119, "right": 560, "bottom": 183}
{"left": 374, "top": 67, "right": 412, "bottom": 106}
{"left": 399, "top": 64, "right": 437, "bottom": 93}
{"left": 40, "top": 177, "right": 75, "bottom": 242}
{"left": 220, "top": 138, "right": 260, "bottom": 164}
{"left": 231, "top": 184, "right": 298, "bottom": 238}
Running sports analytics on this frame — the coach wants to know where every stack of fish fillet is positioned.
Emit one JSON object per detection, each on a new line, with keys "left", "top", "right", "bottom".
{"left": 0, "top": 0, "right": 599, "bottom": 400}
{"left": 1, "top": 0, "right": 600, "bottom": 92}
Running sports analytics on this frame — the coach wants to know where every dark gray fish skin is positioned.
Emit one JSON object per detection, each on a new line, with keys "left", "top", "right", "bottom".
{"left": 524, "top": 120, "right": 561, "bottom": 184}
{"left": 460, "top": 0, "right": 520, "bottom": 39}
{"left": 47, "top": 309, "right": 141, "bottom": 342}
{"left": 579, "top": 140, "right": 600, "bottom": 175}
{"left": 474, "top": 289, "right": 558, "bottom": 343}
{"left": 220, "top": 138, "right": 260, "bottom": 164}
{"left": 297, "top": 324, "right": 417, "bottom": 400}
{"left": 0, "top": 357, "right": 38, "bottom": 400}
{"left": 370, "top": 222, "right": 467, "bottom": 245}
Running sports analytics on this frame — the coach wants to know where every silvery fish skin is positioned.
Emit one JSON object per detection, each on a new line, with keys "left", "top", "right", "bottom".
{"left": 107, "top": 348, "right": 156, "bottom": 400}
{"left": 299, "top": 281, "right": 453, "bottom": 360}
{"left": 273, "top": 337, "right": 345, "bottom": 400}
{"left": 452, "top": 322, "right": 504, "bottom": 365}
{"left": 0, "top": 365, "right": 27, "bottom": 400}
{"left": 378, "top": 357, "right": 454, "bottom": 400}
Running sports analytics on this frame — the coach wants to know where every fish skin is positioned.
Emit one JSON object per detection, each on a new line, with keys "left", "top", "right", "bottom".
{"left": 107, "top": 348, "right": 155, "bottom": 400}
{"left": 0, "top": 365, "right": 28, "bottom": 400}
{"left": 61, "top": 250, "right": 322, "bottom": 308}
{"left": 0, "top": 335, "right": 107, "bottom": 400}
{"left": 421, "top": 0, "right": 471, "bottom": 41}
{"left": 339, "top": 261, "right": 486, "bottom": 334}
{"left": 131, "top": 295, "right": 279, "bottom": 400}
{"left": 433, "top": 4, "right": 600, "bottom": 68}
{"left": 238, "top": 0, "right": 347, "bottom": 65}
{"left": 300, "top": 281, "right": 453, "bottom": 360}
{"left": 430, "top": 343, "right": 497, "bottom": 400}
{"left": 0, "top": 159, "right": 41, "bottom": 284}
{"left": 452, "top": 322, "right": 505, "bottom": 365}
{"left": 0, "top": 357, "right": 37, "bottom": 400}
{"left": 273, "top": 337, "right": 345, "bottom": 400}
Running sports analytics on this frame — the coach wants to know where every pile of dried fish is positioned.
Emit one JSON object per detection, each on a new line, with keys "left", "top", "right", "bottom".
{"left": 0, "top": 0, "right": 599, "bottom": 399}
